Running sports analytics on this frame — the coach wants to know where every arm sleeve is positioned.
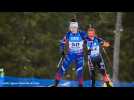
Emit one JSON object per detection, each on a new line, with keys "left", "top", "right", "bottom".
{"left": 59, "top": 32, "right": 68, "bottom": 52}
{"left": 97, "top": 37, "right": 105, "bottom": 45}
{"left": 82, "top": 31, "right": 88, "bottom": 40}
{"left": 81, "top": 31, "right": 88, "bottom": 45}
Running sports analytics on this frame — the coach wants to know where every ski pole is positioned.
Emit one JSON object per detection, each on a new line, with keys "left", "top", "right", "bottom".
{"left": 102, "top": 47, "right": 112, "bottom": 68}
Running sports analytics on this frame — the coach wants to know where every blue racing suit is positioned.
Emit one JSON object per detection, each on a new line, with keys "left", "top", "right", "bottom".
{"left": 55, "top": 31, "right": 87, "bottom": 86}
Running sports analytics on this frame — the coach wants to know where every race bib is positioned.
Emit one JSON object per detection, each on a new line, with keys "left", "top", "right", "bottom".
{"left": 91, "top": 46, "right": 100, "bottom": 56}
{"left": 69, "top": 41, "right": 83, "bottom": 50}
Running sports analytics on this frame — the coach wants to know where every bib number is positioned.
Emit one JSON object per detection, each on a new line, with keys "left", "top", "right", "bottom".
{"left": 72, "top": 43, "right": 80, "bottom": 47}
{"left": 69, "top": 41, "right": 83, "bottom": 50}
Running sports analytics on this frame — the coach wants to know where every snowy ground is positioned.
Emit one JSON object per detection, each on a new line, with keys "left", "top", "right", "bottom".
{"left": 0, "top": 76, "right": 134, "bottom": 87}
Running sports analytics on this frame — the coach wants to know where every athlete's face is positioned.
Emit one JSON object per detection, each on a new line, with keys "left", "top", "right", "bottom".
{"left": 70, "top": 26, "right": 78, "bottom": 34}
{"left": 88, "top": 30, "right": 95, "bottom": 40}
